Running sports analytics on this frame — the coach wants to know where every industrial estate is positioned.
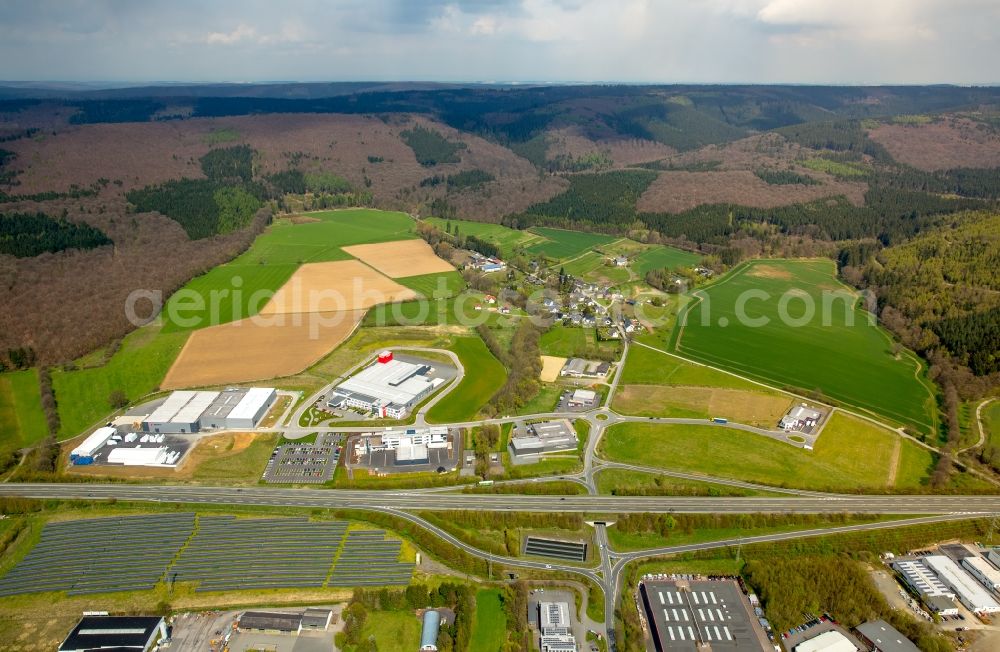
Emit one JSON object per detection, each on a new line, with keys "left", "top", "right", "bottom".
{"left": 2, "top": 67, "right": 1000, "bottom": 652}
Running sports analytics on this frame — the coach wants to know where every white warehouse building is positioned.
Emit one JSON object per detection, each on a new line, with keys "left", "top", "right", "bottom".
{"left": 962, "top": 556, "right": 1000, "bottom": 594}
{"left": 892, "top": 560, "right": 955, "bottom": 599}
{"left": 924, "top": 555, "right": 1000, "bottom": 614}
{"left": 142, "top": 387, "right": 277, "bottom": 433}
{"left": 327, "top": 353, "right": 444, "bottom": 419}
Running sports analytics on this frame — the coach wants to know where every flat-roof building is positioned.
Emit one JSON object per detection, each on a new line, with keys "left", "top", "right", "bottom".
{"left": 780, "top": 404, "right": 823, "bottom": 431}
{"left": 328, "top": 356, "right": 444, "bottom": 419}
{"left": 226, "top": 387, "right": 277, "bottom": 429}
{"left": 59, "top": 615, "right": 165, "bottom": 652}
{"left": 567, "top": 389, "right": 597, "bottom": 407}
{"left": 510, "top": 420, "right": 578, "bottom": 458}
{"left": 962, "top": 556, "right": 1000, "bottom": 594}
{"left": 987, "top": 548, "right": 1000, "bottom": 570}
{"left": 855, "top": 620, "right": 919, "bottom": 652}
{"left": 560, "top": 358, "right": 610, "bottom": 379}
{"left": 892, "top": 560, "right": 955, "bottom": 599}
{"left": 70, "top": 426, "right": 117, "bottom": 463}
{"left": 106, "top": 446, "right": 170, "bottom": 467}
{"left": 538, "top": 602, "right": 577, "bottom": 652}
{"left": 794, "top": 630, "right": 857, "bottom": 652}
{"left": 924, "top": 555, "right": 1000, "bottom": 614}
{"left": 142, "top": 387, "right": 276, "bottom": 433}
{"left": 924, "top": 594, "right": 958, "bottom": 616}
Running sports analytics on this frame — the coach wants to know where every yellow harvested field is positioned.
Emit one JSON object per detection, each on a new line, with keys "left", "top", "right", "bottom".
{"left": 259, "top": 259, "right": 417, "bottom": 314}
{"left": 342, "top": 239, "right": 455, "bottom": 278}
{"left": 614, "top": 385, "right": 791, "bottom": 427}
{"left": 541, "top": 355, "right": 567, "bottom": 382}
{"left": 162, "top": 310, "right": 365, "bottom": 388}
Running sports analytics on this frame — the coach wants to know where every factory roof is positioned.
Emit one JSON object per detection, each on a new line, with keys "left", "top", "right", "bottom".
{"left": 337, "top": 359, "right": 439, "bottom": 406}
{"left": 228, "top": 387, "right": 276, "bottom": 421}
{"left": 107, "top": 447, "right": 169, "bottom": 466}
{"left": 794, "top": 630, "right": 857, "bottom": 652}
{"left": 71, "top": 426, "right": 117, "bottom": 457}
{"left": 59, "top": 615, "right": 163, "bottom": 652}
{"left": 239, "top": 611, "right": 301, "bottom": 632}
{"left": 856, "top": 620, "right": 919, "bottom": 652}
{"left": 924, "top": 555, "right": 1000, "bottom": 612}
{"left": 145, "top": 391, "right": 196, "bottom": 424}
{"left": 172, "top": 391, "right": 219, "bottom": 424}
{"left": 539, "top": 602, "right": 571, "bottom": 630}
{"left": 892, "top": 559, "right": 954, "bottom": 597}
{"left": 301, "top": 608, "right": 333, "bottom": 628}
{"left": 571, "top": 389, "right": 597, "bottom": 402}
{"left": 962, "top": 555, "right": 1000, "bottom": 586}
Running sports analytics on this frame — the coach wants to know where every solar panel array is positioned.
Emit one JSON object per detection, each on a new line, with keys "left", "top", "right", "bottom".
{"left": 0, "top": 513, "right": 414, "bottom": 597}
{"left": 328, "top": 530, "right": 413, "bottom": 587}
{"left": 0, "top": 512, "right": 195, "bottom": 597}
{"left": 169, "top": 515, "right": 348, "bottom": 592}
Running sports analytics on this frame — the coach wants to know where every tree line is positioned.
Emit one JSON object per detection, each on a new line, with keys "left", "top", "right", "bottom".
{"left": 477, "top": 320, "right": 543, "bottom": 416}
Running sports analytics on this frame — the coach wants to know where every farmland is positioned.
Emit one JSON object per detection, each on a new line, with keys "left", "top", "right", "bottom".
{"left": 397, "top": 270, "right": 466, "bottom": 298}
{"left": 525, "top": 227, "right": 617, "bottom": 260}
{"left": 673, "top": 259, "right": 937, "bottom": 432}
{"left": 162, "top": 209, "right": 416, "bottom": 332}
{"left": 612, "top": 384, "right": 790, "bottom": 426}
{"left": 600, "top": 412, "right": 934, "bottom": 492}
{"left": 0, "top": 370, "right": 48, "bottom": 451}
{"left": 631, "top": 245, "right": 701, "bottom": 275}
{"left": 424, "top": 217, "right": 542, "bottom": 256}
{"left": 540, "top": 325, "right": 620, "bottom": 359}
{"left": 425, "top": 337, "right": 506, "bottom": 423}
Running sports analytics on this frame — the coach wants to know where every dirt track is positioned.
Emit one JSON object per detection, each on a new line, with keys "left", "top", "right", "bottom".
{"left": 342, "top": 239, "right": 456, "bottom": 278}
{"left": 162, "top": 309, "right": 365, "bottom": 388}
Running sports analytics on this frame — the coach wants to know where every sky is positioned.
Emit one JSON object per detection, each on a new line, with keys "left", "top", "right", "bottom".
{"left": 0, "top": 0, "right": 997, "bottom": 85}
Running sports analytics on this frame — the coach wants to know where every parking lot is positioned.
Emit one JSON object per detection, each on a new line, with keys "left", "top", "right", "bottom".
{"left": 262, "top": 433, "right": 341, "bottom": 484}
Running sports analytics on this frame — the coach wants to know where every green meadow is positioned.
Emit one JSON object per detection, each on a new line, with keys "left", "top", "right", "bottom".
{"left": 631, "top": 245, "right": 701, "bottom": 275}
{"left": 162, "top": 209, "right": 417, "bottom": 332}
{"left": 525, "top": 227, "right": 617, "bottom": 260}
{"left": 673, "top": 259, "right": 937, "bottom": 432}
{"left": 425, "top": 337, "right": 506, "bottom": 423}
{"left": 470, "top": 589, "right": 508, "bottom": 652}
{"left": 0, "top": 369, "right": 49, "bottom": 451}
{"left": 424, "top": 217, "right": 541, "bottom": 257}
{"left": 398, "top": 270, "right": 466, "bottom": 298}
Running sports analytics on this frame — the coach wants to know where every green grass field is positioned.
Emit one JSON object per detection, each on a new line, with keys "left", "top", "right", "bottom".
{"left": 470, "top": 589, "right": 508, "bottom": 652}
{"left": 0, "top": 369, "right": 49, "bottom": 451}
{"left": 525, "top": 227, "right": 617, "bottom": 260}
{"left": 600, "top": 412, "right": 934, "bottom": 492}
{"left": 594, "top": 468, "right": 782, "bottom": 497}
{"left": 631, "top": 245, "right": 701, "bottom": 275}
{"left": 673, "top": 259, "right": 937, "bottom": 432}
{"left": 984, "top": 401, "right": 1000, "bottom": 448}
{"left": 425, "top": 337, "right": 506, "bottom": 423}
{"left": 52, "top": 325, "right": 190, "bottom": 439}
{"left": 191, "top": 433, "right": 279, "bottom": 483}
{"left": 620, "top": 343, "right": 762, "bottom": 391}
{"left": 398, "top": 270, "right": 465, "bottom": 298}
{"left": 424, "top": 217, "right": 540, "bottom": 257}
{"left": 540, "top": 325, "right": 620, "bottom": 359}
{"left": 162, "top": 209, "right": 416, "bottom": 332}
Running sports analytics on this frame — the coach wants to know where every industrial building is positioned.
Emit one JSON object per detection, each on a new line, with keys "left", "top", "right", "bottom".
{"left": 923, "top": 555, "right": 1000, "bottom": 614}
{"left": 69, "top": 426, "right": 117, "bottom": 464}
{"left": 238, "top": 611, "right": 304, "bottom": 633}
{"left": 327, "top": 352, "right": 444, "bottom": 419}
{"left": 892, "top": 559, "right": 955, "bottom": 599}
{"left": 566, "top": 389, "right": 597, "bottom": 408}
{"left": 640, "top": 579, "right": 769, "bottom": 652}
{"left": 107, "top": 446, "right": 177, "bottom": 467}
{"left": 420, "top": 610, "right": 442, "bottom": 651}
{"left": 509, "top": 420, "right": 578, "bottom": 458}
{"left": 793, "top": 630, "right": 857, "bottom": 652}
{"left": 560, "top": 358, "right": 610, "bottom": 379}
{"left": 855, "top": 620, "right": 919, "bottom": 652}
{"left": 538, "top": 602, "right": 578, "bottom": 652}
{"left": 780, "top": 404, "right": 823, "bottom": 431}
{"left": 924, "top": 594, "right": 958, "bottom": 616}
{"left": 988, "top": 547, "right": 1000, "bottom": 569}
{"left": 962, "top": 555, "right": 1000, "bottom": 594}
{"left": 59, "top": 615, "right": 166, "bottom": 652}
{"left": 357, "top": 427, "right": 450, "bottom": 466}
{"left": 142, "top": 387, "right": 276, "bottom": 433}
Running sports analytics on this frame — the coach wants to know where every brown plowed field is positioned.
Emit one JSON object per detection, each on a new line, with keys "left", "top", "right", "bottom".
{"left": 636, "top": 170, "right": 866, "bottom": 213}
{"left": 867, "top": 118, "right": 1000, "bottom": 171}
{"left": 341, "top": 239, "right": 456, "bottom": 278}
{"left": 258, "top": 259, "right": 416, "bottom": 314}
{"left": 613, "top": 385, "right": 791, "bottom": 428}
{"left": 162, "top": 309, "right": 365, "bottom": 388}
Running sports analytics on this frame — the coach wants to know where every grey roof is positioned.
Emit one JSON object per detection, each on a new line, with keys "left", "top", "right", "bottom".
{"left": 856, "top": 620, "right": 920, "bottom": 652}
{"left": 239, "top": 611, "right": 301, "bottom": 632}
{"left": 301, "top": 608, "right": 332, "bottom": 627}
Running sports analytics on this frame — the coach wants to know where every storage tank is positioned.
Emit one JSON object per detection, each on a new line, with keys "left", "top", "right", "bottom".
{"left": 419, "top": 610, "right": 440, "bottom": 651}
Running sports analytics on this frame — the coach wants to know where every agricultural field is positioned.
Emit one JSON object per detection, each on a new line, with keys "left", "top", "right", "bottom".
{"left": 0, "top": 370, "right": 48, "bottom": 451}
{"left": 161, "top": 209, "right": 416, "bottom": 332}
{"left": 612, "top": 384, "right": 790, "bottom": 426}
{"left": 425, "top": 337, "right": 506, "bottom": 423}
{"left": 470, "top": 589, "right": 508, "bottom": 652}
{"left": 540, "top": 325, "right": 620, "bottom": 359}
{"left": 258, "top": 260, "right": 416, "bottom": 314}
{"left": 525, "top": 227, "right": 617, "bottom": 260}
{"left": 424, "top": 217, "right": 542, "bottom": 256}
{"left": 672, "top": 260, "right": 937, "bottom": 432}
{"left": 619, "top": 343, "right": 760, "bottom": 390}
{"left": 398, "top": 270, "right": 466, "bottom": 298}
{"left": 342, "top": 239, "right": 455, "bottom": 278}
{"left": 600, "top": 412, "right": 935, "bottom": 492}
{"left": 52, "top": 324, "right": 190, "bottom": 439}
{"left": 631, "top": 245, "right": 701, "bottom": 276}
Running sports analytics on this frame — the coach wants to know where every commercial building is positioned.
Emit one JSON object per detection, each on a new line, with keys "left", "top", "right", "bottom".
{"left": 962, "top": 555, "right": 1000, "bottom": 593}
{"left": 142, "top": 387, "right": 276, "bottom": 433}
{"left": 855, "top": 620, "right": 919, "bottom": 652}
{"left": 509, "top": 420, "right": 578, "bottom": 458}
{"left": 640, "top": 579, "right": 769, "bottom": 652}
{"left": 238, "top": 610, "right": 303, "bottom": 633}
{"left": 327, "top": 352, "right": 444, "bottom": 419}
{"left": 923, "top": 555, "right": 1000, "bottom": 614}
{"left": 560, "top": 358, "right": 610, "bottom": 379}
{"left": 987, "top": 548, "right": 1000, "bottom": 569}
{"left": 794, "top": 630, "right": 857, "bottom": 652}
{"left": 538, "top": 602, "right": 577, "bottom": 652}
{"left": 924, "top": 595, "right": 958, "bottom": 616}
{"left": 106, "top": 446, "right": 175, "bottom": 467}
{"left": 355, "top": 427, "right": 451, "bottom": 467}
{"left": 780, "top": 404, "right": 823, "bottom": 431}
{"left": 892, "top": 560, "right": 955, "bottom": 599}
{"left": 420, "top": 610, "right": 441, "bottom": 651}
{"left": 301, "top": 608, "right": 334, "bottom": 630}
{"left": 59, "top": 615, "right": 166, "bottom": 652}
{"left": 566, "top": 389, "right": 597, "bottom": 408}
{"left": 70, "top": 426, "right": 117, "bottom": 464}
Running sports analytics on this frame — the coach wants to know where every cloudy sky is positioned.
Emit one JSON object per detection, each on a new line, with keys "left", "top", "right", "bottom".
{"left": 1, "top": 0, "right": 997, "bottom": 84}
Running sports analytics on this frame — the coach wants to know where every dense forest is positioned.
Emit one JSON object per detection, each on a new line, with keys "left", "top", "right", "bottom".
{"left": 0, "top": 211, "right": 111, "bottom": 257}
{"left": 400, "top": 125, "right": 466, "bottom": 166}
